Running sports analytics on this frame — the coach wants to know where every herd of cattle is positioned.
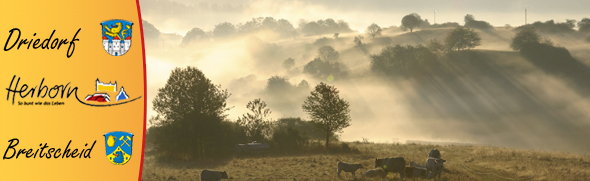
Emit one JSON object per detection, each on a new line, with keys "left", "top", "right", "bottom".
{"left": 337, "top": 149, "right": 446, "bottom": 180}
{"left": 200, "top": 149, "right": 446, "bottom": 180}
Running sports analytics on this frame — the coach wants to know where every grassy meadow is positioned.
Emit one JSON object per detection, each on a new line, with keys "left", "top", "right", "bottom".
{"left": 141, "top": 142, "right": 590, "bottom": 180}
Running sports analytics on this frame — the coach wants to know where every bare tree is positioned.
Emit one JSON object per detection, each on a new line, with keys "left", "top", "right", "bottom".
{"left": 237, "top": 98, "right": 273, "bottom": 142}
{"left": 366, "top": 23, "right": 382, "bottom": 38}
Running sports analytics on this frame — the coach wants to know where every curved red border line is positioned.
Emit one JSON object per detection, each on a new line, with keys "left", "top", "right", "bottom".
{"left": 135, "top": 0, "right": 148, "bottom": 180}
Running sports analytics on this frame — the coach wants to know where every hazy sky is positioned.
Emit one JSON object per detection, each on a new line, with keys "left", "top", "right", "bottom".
{"left": 141, "top": 0, "right": 590, "bottom": 35}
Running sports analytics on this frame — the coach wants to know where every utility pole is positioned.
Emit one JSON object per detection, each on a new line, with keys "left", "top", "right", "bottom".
{"left": 523, "top": 7, "right": 529, "bottom": 25}
{"left": 434, "top": 10, "right": 437, "bottom": 24}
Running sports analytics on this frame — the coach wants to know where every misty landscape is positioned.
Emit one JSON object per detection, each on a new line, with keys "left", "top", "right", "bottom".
{"left": 140, "top": 0, "right": 590, "bottom": 180}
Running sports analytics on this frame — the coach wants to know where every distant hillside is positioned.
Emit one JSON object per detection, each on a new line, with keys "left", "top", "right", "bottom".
{"left": 142, "top": 18, "right": 590, "bottom": 155}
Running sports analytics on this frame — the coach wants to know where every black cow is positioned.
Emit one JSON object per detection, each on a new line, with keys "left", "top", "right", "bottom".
{"left": 200, "top": 170, "right": 228, "bottom": 181}
{"left": 375, "top": 157, "right": 406, "bottom": 180}
{"left": 429, "top": 149, "right": 441, "bottom": 159}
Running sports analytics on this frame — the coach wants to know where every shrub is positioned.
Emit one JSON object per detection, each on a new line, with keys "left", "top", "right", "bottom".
{"left": 270, "top": 126, "right": 309, "bottom": 153}
{"left": 371, "top": 44, "right": 437, "bottom": 78}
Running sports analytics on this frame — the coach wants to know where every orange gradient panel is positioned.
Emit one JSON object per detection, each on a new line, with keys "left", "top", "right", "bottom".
{"left": 0, "top": 0, "right": 146, "bottom": 180}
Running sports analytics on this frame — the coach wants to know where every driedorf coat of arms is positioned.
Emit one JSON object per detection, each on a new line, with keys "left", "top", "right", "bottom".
{"left": 101, "top": 20, "right": 133, "bottom": 56}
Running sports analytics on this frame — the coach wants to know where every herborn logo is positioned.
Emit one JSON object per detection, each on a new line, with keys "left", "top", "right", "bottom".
{"left": 104, "top": 131, "right": 133, "bottom": 165}
{"left": 101, "top": 20, "right": 133, "bottom": 56}
{"left": 78, "top": 78, "right": 141, "bottom": 107}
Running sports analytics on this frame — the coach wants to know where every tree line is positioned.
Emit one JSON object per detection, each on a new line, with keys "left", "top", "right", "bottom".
{"left": 148, "top": 67, "right": 352, "bottom": 161}
{"left": 142, "top": 14, "right": 590, "bottom": 47}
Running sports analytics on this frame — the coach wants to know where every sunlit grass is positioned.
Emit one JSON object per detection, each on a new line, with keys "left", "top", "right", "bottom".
{"left": 141, "top": 142, "right": 590, "bottom": 180}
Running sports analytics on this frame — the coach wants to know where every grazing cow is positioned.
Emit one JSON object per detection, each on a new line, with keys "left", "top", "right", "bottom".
{"left": 363, "top": 168, "right": 385, "bottom": 178}
{"left": 375, "top": 157, "right": 406, "bottom": 180}
{"left": 337, "top": 161, "right": 364, "bottom": 178}
{"left": 426, "top": 158, "right": 446, "bottom": 179}
{"left": 429, "top": 149, "right": 441, "bottom": 159}
{"left": 200, "top": 170, "right": 228, "bottom": 181}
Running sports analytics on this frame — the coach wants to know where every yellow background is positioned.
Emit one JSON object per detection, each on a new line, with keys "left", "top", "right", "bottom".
{"left": 0, "top": 0, "right": 145, "bottom": 180}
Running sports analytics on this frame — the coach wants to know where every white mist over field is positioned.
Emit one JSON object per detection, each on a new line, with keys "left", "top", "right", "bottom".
{"left": 140, "top": 0, "right": 590, "bottom": 154}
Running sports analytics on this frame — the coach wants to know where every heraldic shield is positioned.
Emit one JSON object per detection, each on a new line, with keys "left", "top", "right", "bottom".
{"left": 101, "top": 20, "right": 133, "bottom": 56}
{"left": 104, "top": 131, "right": 133, "bottom": 165}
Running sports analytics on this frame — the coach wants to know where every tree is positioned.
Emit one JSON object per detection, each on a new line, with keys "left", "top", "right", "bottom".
{"left": 181, "top": 27, "right": 208, "bottom": 46}
{"left": 303, "top": 58, "right": 344, "bottom": 79}
{"left": 266, "top": 75, "right": 294, "bottom": 92}
{"left": 302, "top": 82, "right": 351, "bottom": 148}
{"left": 265, "top": 76, "right": 310, "bottom": 100}
{"left": 275, "top": 117, "right": 323, "bottom": 140}
{"left": 298, "top": 80, "right": 309, "bottom": 90}
{"left": 271, "top": 125, "right": 308, "bottom": 153}
{"left": 354, "top": 35, "right": 364, "bottom": 46}
{"left": 510, "top": 28, "right": 553, "bottom": 51}
{"left": 239, "top": 17, "right": 297, "bottom": 37}
{"left": 445, "top": 26, "right": 481, "bottom": 51}
{"left": 333, "top": 33, "right": 340, "bottom": 39}
{"left": 565, "top": 19, "right": 577, "bottom": 29}
{"left": 464, "top": 14, "right": 494, "bottom": 30}
{"left": 317, "top": 46, "right": 340, "bottom": 62}
{"left": 427, "top": 39, "right": 447, "bottom": 56}
{"left": 515, "top": 20, "right": 576, "bottom": 34}
{"left": 371, "top": 44, "right": 437, "bottom": 77}
{"left": 366, "top": 23, "right": 382, "bottom": 38}
{"left": 282, "top": 57, "right": 295, "bottom": 69}
{"left": 271, "top": 117, "right": 319, "bottom": 153}
{"left": 510, "top": 28, "right": 541, "bottom": 51}
{"left": 301, "top": 18, "right": 353, "bottom": 35}
{"left": 142, "top": 20, "right": 160, "bottom": 40}
{"left": 401, "top": 13, "right": 422, "bottom": 32}
{"left": 237, "top": 98, "right": 273, "bottom": 142}
{"left": 313, "top": 37, "right": 334, "bottom": 47}
{"left": 213, "top": 22, "right": 236, "bottom": 38}
{"left": 578, "top": 18, "right": 590, "bottom": 33}
{"left": 421, "top": 19, "right": 431, "bottom": 28}
{"left": 151, "top": 66, "right": 232, "bottom": 160}
{"left": 464, "top": 14, "right": 475, "bottom": 23}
